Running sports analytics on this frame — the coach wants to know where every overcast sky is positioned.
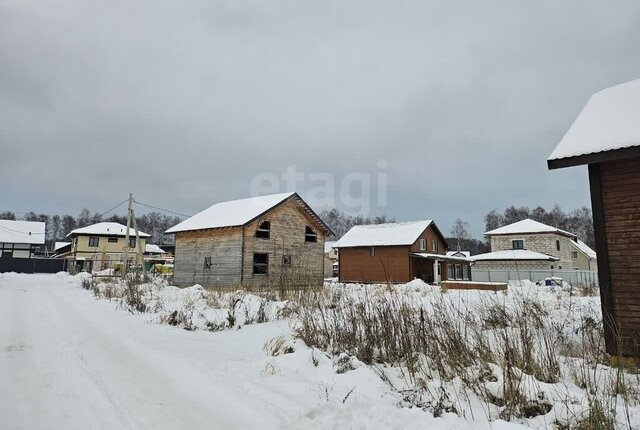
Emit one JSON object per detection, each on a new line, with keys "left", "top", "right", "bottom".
{"left": 2, "top": 0, "right": 640, "bottom": 238}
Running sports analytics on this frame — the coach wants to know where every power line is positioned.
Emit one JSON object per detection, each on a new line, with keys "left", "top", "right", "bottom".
{"left": 97, "top": 198, "right": 129, "bottom": 218}
{"left": 133, "top": 200, "right": 190, "bottom": 218}
{"left": 0, "top": 224, "right": 46, "bottom": 236}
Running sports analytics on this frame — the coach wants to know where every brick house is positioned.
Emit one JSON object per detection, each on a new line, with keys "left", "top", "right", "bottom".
{"left": 547, "top": 78, "right": 640, "bottom": 356}
{"left": 472, "top": 219, "right": 596, "bottom": 271}
{"left": 335, "top": 220, "right": 471, "bottom": 284}
{"left": 166, "top": 192, "right": 332, "bottom": 289}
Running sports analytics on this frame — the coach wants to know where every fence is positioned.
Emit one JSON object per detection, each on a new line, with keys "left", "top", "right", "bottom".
{"left": 471, "top": 268, "right": 598, "bottom": 286}
{"left": 0, "top": 257, "right": 65, "bottom": 274}
{"left": 66, "top": 257, "right": 169, "bottom": 278}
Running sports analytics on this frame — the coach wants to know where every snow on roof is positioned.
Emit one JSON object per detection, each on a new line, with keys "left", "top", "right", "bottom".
{"left": 549, "top": 79, "right": 640, "bottom": 163}
{"left": 166, "top": 192, "right": 296, "bottom": 234}
{"left": 471, "top": 250, "right": 559, "bottom": 261}
{"left": 54, "top": 241, "right": 71, "bottom": 251}
{"left": 324, "top": 241, "right": 336, "bottom": 253}
{"left": 571, "top": 239, "right": 597, "bottom": 259}
{"left": 334, "top": 220, "right": 433, "bottom": 248}
{"left": 484, "top": 219, "right": 575, "bottom": 238}
{"left": 0, "top": 220, "right": 46, "bottom": 245}
{"left": 446, "top": 250, "right": 471, "bottom": 258}
{"left": 411, "top": 252, "right": 471, "bottom": 262}
{"left": 67, "top": 222, "right": 150, "bottom": 238}
{"left": 145, "top": 244, "right": 165, "bottom": 254}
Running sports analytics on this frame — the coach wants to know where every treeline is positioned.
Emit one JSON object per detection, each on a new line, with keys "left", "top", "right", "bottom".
{"left": 2, "top": 203, "right": 594, "bottom": 253}
{"left": 0, "top": 210, "right": 182, "bottom": 248}
{"left": 484, "top": 204, "right": 594, "bottom": 248}
{"left": 319, "top": 209, "right": 396, "bottom": 239}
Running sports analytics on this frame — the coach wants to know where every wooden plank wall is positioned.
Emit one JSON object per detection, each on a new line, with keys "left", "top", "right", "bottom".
{"left": 339, "top": 245, "right": 412, "bottom": 283}
{"left": 242, "top": 198, "right": 325, "bottom": 289}
{"left": 600, "top": 156, "right": 640, "bottom": 354}
{"left": 173, "top": 228, "right": 243, "bottom": 288}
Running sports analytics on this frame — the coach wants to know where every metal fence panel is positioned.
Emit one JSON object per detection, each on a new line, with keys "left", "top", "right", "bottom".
{"left": 470, "top": 268, "right": 598, "bottom": 286}
{"left": 0, "top": 258, "right": 65, "bottom": 274}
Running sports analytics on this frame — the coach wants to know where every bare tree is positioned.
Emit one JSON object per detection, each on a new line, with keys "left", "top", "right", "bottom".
{"left": 0, "top": 211, "right": 17, "bottom": 220}
{"left": 451, "top": 218, "right": 471, "bottom": 251}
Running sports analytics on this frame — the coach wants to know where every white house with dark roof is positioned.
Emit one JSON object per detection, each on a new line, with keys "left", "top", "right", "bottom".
{"left": 166, "top": 192, "right": 332, "bottom": 289}
{"left": 471, "top": 218, "right": 596, "bottom": 271}
{"left": 0, "top": 220, "right": 46, "bottom": 259}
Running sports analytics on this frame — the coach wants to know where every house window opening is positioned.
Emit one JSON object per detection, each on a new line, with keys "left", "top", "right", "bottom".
{"left": 512, "top": 240, "right": 524, "bottom": 250}
{"left": 129, "top": 238, "right": 136, "bottom": 248}
{"left": 88, "top": 237, "right": 99, "bottom": 247}
{"left": 282, "top": 255, "right": 292, "bottom": 267}
{"left": 256, "top": 221, "right": 271, "bottom": 239}
{"left": 253, "top": 253, "right": 269, "bottom": 274}
{"left": 305, "top": 226, "right": 317, "bottom": 243}
{"left": 556, "top": 240, "right": 561, "bottom": 251}
{"left": 369, "top": 246, "right": 375, "bottom": 257}
{"left": 431, "top": 240, "right": 438, "bottom": 252}
{"left": 108, "top": 237, "right": 118, "bottom": 243}
{"left": 572, "top": 251, "right": 578, "bottom": 259}
{"left": 419, "top": 238, "right": 426, "bottom": 251}
{"left": 203, "top": 256, "right": 212, "bottom": 271}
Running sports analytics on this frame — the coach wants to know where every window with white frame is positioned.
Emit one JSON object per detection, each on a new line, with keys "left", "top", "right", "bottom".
{"left": 419, "top": 238, "right": 426, "bottom": 251}
{"left": 431, "top": 240, "right": 438, "bottom": 252}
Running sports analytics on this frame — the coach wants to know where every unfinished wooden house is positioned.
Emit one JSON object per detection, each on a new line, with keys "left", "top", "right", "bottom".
{"left": 548, "top": 78, "right": 640, "bottom": 356}
{"left": 165, "top": 192, "right": 332, "bottom": 289}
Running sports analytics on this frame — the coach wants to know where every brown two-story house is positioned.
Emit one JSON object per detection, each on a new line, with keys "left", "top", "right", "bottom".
{"left": 335, "top": 220, "right": 471, "bottom": 284}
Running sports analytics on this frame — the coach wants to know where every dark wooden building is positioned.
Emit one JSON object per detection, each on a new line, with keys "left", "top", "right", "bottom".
{"left": 548, "top": 78, "right": 640, "bottom": 356}
{"left": 166, "top": 192, "right": 332, "bottom": 289}
{"left": 335, "top": 220, "right": 471, "bottom": 284}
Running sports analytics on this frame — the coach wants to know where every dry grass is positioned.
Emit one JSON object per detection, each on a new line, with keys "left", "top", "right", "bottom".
{"left": 293, "top": 284, "right": 639, "bottom": 426}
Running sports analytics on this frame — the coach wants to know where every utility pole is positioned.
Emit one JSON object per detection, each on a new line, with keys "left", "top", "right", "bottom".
{"left": 130, "top": 201, "right": 147, "bottom": 279}
{"left": 123, "top": 193, "right": 133, "bottom": 277}
{"left": 121, "top": 193, "right": 147, "bottom": 279}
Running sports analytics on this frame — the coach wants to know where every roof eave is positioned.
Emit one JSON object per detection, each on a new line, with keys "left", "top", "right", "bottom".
{"left": 484, "top": 230, "right": 576, "bottom": 239}
{"left": 548, "top": 145, "right": 640, "bottom": 170}
{"left": 241, "top": 192, "right": 334, "bottom": 236}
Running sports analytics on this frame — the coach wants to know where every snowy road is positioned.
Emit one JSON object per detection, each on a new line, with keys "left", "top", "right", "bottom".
{"left": 0, "top": 273, "right": 529, "bottom": 430}
{"left": 0, "top": 274, "right": 287, "bottom": 430}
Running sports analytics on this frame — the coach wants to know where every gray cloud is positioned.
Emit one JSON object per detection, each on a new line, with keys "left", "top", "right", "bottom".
{"left": 2, "top": 0, "right": 640, "bottom": 237}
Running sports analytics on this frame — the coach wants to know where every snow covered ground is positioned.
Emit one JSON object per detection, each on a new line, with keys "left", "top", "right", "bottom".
{"left": 0, "top": 273, "right": 638, "bottom": 429}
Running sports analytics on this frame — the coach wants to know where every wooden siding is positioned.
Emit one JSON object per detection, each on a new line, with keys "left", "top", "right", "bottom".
{"left": 339, "top": 224, "right": 448, "bottom": 284}
{"left": 599, "top": 156, "right": 640, "bottom": 354}
{"left": 242, "top": 198, "right": 325, "bottom": 289}
{"left": 173, "top": 228, "right": 243, "bottom": 288}
{"left": 339, "top": 245, "right": 412, "bottom": 283}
